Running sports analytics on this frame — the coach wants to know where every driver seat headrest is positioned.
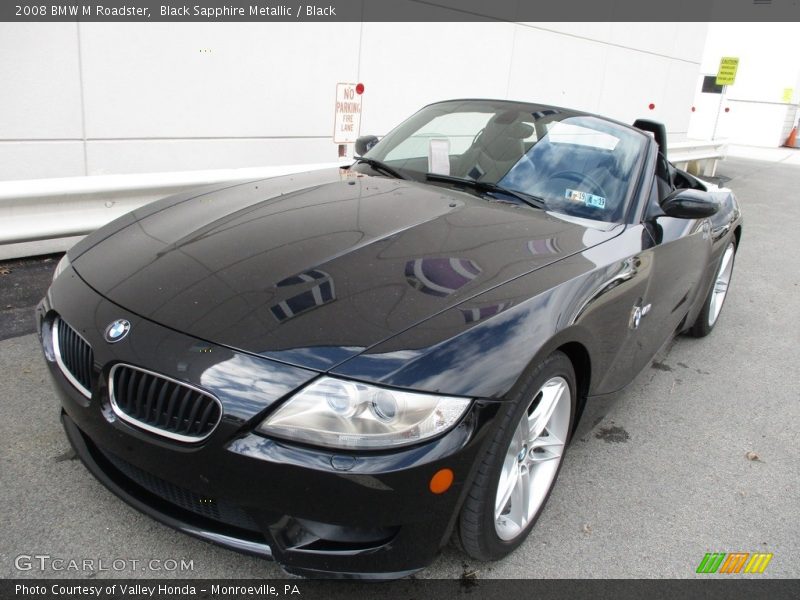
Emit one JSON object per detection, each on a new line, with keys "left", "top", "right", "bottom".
{"left": 481, "top": 120, "right": 533, "bottom": 161}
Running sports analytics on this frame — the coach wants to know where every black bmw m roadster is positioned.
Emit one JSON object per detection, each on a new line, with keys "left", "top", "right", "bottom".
{"left": 39, "top": 99, "right": 742, "bottom": 578}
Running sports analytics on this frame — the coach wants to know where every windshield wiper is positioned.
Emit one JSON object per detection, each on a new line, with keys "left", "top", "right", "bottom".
{"left": 353, "top": 157, "right": 408, "bottom": 180}
{"left": 426, "top": 173, "right": 546, "bottom": 209}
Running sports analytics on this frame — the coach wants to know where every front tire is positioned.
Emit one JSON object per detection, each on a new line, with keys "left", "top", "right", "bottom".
{"left": 689, "top": 241, "right": 736, "bottom": 338}
{"left": 459, "top": 352, "right": 576, "bottom": 561}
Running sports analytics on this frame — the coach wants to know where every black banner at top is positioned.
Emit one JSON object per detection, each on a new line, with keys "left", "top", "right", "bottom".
{"left": 2, "top": 0, "right": 799, "bottom": 22}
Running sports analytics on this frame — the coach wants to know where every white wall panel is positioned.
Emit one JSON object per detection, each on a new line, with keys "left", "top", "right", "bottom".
{"left": 715, "top": 102, "right": 793, "bottom": 147}
{"left": 86, "top": 138, "right": 337, "bottom": 175}
{"left": 0, "top": 23, "right": 83, "bottom": 139}
{"left": 669, "top": 23, "right": 709, "bottom": 65}
{"left": 607, "top": 22, "right": 684, "bottom": 60}
{"left": 687, "top": 73, "right": 721, "bottom": 140}
{"left": 0, "top": 142, "right": 85, "bottom": 181}
{"left": 358, "top": 22, "right": 515, "bottom": 136}
{"left": 596, "top": 47, "right": 669, "bottom": 124}
{"left": 658, "top": 60, "right": 699, "bottom": 136}
{"left": 79, "top": 22, "right": 361, "bottom": 138}
{"left": 506, "top": 26, "right": 609, "bottom": 114}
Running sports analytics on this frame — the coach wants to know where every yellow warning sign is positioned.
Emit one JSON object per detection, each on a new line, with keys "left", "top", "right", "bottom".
{"left": 716, "top": 57, "right": 739, "bottom": 86}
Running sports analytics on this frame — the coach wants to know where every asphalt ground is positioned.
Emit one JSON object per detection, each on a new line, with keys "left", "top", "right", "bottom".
{"left": 0, "top": 155, "right": 798, "bottom": 580}
{"left": 0, "top": 253, "right": 63, "bottom": 342}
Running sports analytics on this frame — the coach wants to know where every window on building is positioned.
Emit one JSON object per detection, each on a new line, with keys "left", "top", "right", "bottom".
{"left": 701, "top": 75, "right": 724, "bottom": 94}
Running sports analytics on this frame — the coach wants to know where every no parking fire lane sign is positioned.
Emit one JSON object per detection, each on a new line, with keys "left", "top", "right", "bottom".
{"left": 333, "top": 82, "right": 363, "bottom": 144}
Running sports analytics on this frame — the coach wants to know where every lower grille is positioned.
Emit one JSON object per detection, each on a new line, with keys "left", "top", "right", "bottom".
{"left": 98, "top": 447, "right": 261, "bottom": 534}
{"left": 109, "top": 364, "right": 222, "bottom": 443}
{"left": 53, "top": 317, "right": 94, "bottom": 397}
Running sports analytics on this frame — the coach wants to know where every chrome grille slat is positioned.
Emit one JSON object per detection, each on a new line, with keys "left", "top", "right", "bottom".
{"left": 125, "top": 369, "right": 136, "bottom": 413}
{"left": 197, "top": 402, "right": 216, "bottom": 436}
{"left": 185, "top": 395, "right": 204, "bottom": 433}
{"left": 143, "top": 377, "right": 158, "bottom": 422}
{"left": 75, "top": 334, "right": 83, "bottom": 383}
{"left": 78, "top": 334, "right": 88, "bottom": 387}
{"left": 164, "top": 384, "right": 181, "bottom": 428}
{"left": 109, "top": 364, "right": 222, "bottom": 443}
{"left": 175, "top": 388, "right": 192, "bottom": 431}
{"left": 134, "top": 372, "right": 147, "bottom": 419}
{"left": 154, "top": 380, "right": 170, "bottom": 423}
{"left": 52, "top": 317, "right": 94, "bottom": 398}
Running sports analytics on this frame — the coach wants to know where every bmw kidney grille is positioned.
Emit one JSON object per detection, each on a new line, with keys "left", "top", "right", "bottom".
{"left": 52, "top": 316, "right": 94, "bottom": 398}
{"left": 108, "top": 364, "right": 222, "bottom": 442}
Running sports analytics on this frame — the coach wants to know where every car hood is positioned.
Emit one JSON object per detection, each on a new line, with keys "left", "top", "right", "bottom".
{"left": 74, "top": 169, "right": 622, "bottom": 370}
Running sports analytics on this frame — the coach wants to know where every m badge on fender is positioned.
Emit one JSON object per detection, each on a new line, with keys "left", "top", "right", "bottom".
{"left": 629, "top": 303, "right": 652, "bottom": 330}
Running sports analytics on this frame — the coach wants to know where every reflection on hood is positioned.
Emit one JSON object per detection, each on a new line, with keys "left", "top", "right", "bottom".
{"left": 271, "top": 269, "right": 335, "bottom": 322}
{"left": 405, "top": 258, "right": 482, "bottom": 298}
{"left": 527, "top": 237, "right": 562, "bottom": 255}
{"left": 459, "top": 301, "right": 513, "bottom": 324}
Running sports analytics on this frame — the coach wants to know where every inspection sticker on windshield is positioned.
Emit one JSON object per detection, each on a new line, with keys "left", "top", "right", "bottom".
{"left": 565, "top": 188, "right": 606, "bottom": 209}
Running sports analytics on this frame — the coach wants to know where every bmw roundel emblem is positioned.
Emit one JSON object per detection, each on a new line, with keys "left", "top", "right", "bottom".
{"left": 104, "top": 319, "right": 131, "bottom": 343}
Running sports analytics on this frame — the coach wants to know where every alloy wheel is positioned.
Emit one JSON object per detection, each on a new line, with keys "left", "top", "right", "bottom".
{"left": 708, "top": 243, "right": 735, "bottom": 327}
{"left": 494, "top": 376, "right": 571, "bottom": 541}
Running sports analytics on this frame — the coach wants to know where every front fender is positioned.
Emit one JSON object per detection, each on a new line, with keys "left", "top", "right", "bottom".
{"left": 332, "top": 226, "right": 650, "bottom": 400}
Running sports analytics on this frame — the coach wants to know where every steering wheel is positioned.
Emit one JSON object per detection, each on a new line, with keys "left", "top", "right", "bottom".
{"left": 545, "top": 170, "right": 608, "bottom": 201}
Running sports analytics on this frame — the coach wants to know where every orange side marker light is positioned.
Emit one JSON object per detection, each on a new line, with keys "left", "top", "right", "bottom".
{"left": 429, "top": 468, "right": 454, "bottom": 494}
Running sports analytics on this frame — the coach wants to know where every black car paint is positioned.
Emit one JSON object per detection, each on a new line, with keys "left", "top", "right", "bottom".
{"left": 39, "top": 103, "right": 742, "bottom": 578}
{"left": 70, "top": 171, "right": 624, "bottom": 379}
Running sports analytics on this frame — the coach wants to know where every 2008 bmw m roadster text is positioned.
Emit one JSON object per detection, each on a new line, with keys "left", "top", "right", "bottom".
{"left": 38, "top": 100, "right": 742, "bottom": 578}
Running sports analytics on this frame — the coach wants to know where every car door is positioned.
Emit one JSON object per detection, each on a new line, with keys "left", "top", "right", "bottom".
{"left": 632, "top": 172, "right": 712, "bottom": 358}
{"left": 591, "top": 164, "right": 712, "bottom": 395}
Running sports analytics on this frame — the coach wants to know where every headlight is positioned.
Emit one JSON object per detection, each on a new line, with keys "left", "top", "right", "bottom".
{"left": 257, "top": 377, "right": 472, "bottom": 450}
{"left": 52, "top": 254, "right": 71, "bottom": 282}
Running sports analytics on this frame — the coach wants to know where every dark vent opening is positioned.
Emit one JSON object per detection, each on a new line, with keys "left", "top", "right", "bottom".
{"left": 97, "top": 446, "right": 261, "bottom": 534}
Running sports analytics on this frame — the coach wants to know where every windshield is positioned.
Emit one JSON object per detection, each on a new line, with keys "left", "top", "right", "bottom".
{"left": 360, "top": 100, "right": 647, "bottom": 222}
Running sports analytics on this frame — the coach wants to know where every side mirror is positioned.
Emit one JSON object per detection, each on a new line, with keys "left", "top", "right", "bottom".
{"left": 660, "top": 188, "right": 720, "bottom": 219}
{"left": 355, "top": 135, "right": 379, "bottom": 156}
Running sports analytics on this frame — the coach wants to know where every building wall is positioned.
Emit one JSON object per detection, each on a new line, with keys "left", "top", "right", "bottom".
{"left": 688, "top": 22, "right": 800, "bottom": 146}
{"left": 0, "top": 21, "right": 708, "bottom": 182}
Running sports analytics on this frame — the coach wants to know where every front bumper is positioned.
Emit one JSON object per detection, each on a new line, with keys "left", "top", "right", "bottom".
{"left": 38, "top": 269, "right": 500, "bottom": 578}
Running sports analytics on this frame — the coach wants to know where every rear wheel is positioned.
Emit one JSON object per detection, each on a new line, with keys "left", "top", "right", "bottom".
{"left": 459, "top": 352, "right": 575, "bottom": 560}
{"left": 689, "top": 241, "right": 736, "bottom": 337}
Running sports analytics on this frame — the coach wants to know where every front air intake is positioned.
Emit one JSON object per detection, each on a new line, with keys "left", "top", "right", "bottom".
{"left": 97, "top": 446, "right": 260, "bottom": 533}
{"left": 109, "top": 364, "right": 222, "bottom": 443}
